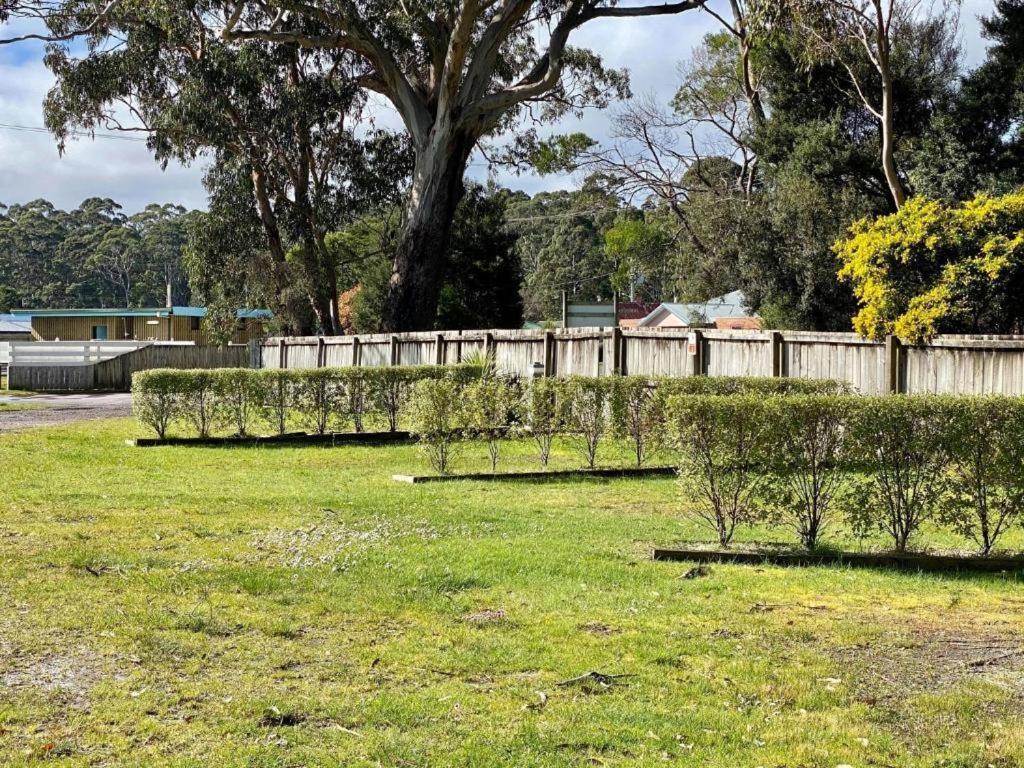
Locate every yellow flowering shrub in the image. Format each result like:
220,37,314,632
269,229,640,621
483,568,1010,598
835,191,1024,342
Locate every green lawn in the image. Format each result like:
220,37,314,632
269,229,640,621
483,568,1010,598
2,419,1024,767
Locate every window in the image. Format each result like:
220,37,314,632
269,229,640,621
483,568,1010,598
190,316,201,332
91,325,108,340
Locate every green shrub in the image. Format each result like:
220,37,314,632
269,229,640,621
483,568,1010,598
256,369,293,435
763,395,859,550
559,377,613,469
522,377,562,468
339,368,370,433
175,370,220,438
465,377,522,471
942,397,1024,555
848,396,955,552
610,376,668,467
407,377,468,474
660,376,851,397
132,369,182,439
294,369,343,435
215,369,260,437
668,394,776,547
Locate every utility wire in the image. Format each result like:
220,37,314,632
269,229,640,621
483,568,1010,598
0,122,148,142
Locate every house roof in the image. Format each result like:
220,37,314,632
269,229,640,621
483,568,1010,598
10,307,273,320
617,301,660,321
638,291,754,327
0,314,32,334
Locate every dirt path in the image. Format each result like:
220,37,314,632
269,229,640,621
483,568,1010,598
0,393,131,431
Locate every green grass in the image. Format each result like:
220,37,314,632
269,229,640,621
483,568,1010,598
2,419,1024,766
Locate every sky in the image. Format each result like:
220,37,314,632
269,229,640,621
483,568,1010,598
0,1,996,214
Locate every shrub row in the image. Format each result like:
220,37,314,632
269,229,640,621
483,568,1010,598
405,374,849,474
131,364,483,439
670,394,1024,554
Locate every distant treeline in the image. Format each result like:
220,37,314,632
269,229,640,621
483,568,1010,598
0,198,196,311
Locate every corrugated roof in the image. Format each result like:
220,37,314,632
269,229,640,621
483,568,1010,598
10,307,272,320
638,291,754,326
0,314,32,333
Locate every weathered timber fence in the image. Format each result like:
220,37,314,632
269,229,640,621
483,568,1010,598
10,344,249,392
256,328,1024,396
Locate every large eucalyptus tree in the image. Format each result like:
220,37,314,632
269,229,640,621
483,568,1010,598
2,0,708,330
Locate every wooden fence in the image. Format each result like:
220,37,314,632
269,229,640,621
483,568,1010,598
8,340,156,366
9,344,249,392
257,328,1024,396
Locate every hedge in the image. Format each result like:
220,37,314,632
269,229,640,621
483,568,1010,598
667,393,1024,554
405,374,851,473
132,363,483,439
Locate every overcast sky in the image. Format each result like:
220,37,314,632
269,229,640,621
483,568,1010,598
0,1,995,214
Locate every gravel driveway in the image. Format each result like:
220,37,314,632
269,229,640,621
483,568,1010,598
0,393,132,431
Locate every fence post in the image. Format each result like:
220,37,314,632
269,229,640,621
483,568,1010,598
543,330,555,376
351,336,360,367
483,331,494,366
884,335,902,394
689,329,704,376
390,334,399,366
770,331,784,377
248,339,261,369
317,337,326,368
610,327,623,375
435,333,445,365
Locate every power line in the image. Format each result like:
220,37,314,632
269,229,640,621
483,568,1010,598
0,122,149,142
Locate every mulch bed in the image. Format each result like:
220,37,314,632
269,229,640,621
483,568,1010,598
652,547,1024,574
392,466,678,484
127,431,414,448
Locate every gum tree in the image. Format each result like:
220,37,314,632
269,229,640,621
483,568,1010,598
1,0,708,330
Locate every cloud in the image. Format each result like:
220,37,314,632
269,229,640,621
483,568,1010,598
0,1,999,211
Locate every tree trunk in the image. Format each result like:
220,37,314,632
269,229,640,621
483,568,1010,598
877,23,907,210
383,131,472,331
251,166,314,335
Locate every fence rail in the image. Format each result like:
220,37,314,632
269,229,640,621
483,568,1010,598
258,328,1024,396
8,340,162,366
8,343,247,392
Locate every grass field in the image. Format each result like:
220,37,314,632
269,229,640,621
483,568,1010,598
2,418,1024,767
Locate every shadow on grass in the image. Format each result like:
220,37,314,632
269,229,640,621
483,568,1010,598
653,544,1024,579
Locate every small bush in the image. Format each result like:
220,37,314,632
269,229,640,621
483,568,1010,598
340,369,370,433
763,395,858,550
294,369,343,435
215,369,260,437
942,397,1024,555
522,377,562,468
256,369,293,435
177,370,220,438
669,394,775,547
559,377,612,469
610,376,668,467
132,369,182,439
848,396,954,552
407,377,468,474
465,377,521,471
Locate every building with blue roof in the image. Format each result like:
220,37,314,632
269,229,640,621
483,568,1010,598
9,307,272,344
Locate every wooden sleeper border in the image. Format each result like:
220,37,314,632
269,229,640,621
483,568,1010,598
392,465,678,484
652,547,1024,574
127,431,414,448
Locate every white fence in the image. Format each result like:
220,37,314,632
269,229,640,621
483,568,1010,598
6,340,199,367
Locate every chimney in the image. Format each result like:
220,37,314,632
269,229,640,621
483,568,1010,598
166,280,173,309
